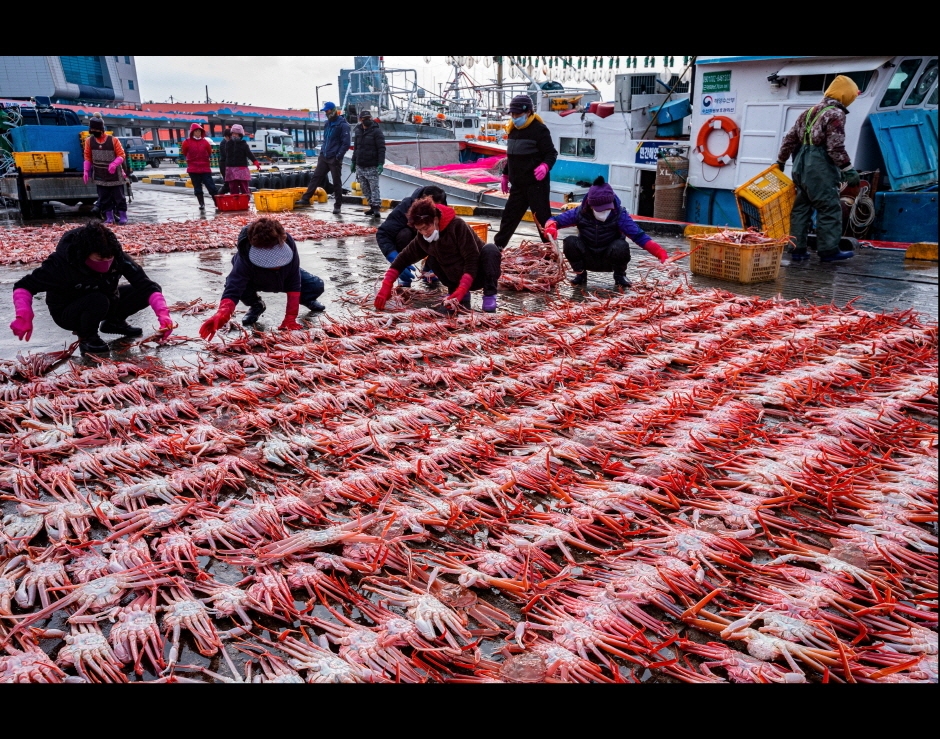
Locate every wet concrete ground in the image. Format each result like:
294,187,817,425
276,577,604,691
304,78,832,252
1,183,936,364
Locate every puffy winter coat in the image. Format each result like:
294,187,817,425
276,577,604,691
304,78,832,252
220,226,301,303
352,122,386,168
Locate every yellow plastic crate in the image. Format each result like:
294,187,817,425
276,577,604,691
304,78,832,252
734,165,795,241
253,190,296,213
465,221,489,243
14,151,64,173
689,235,788,284
286,187,308,202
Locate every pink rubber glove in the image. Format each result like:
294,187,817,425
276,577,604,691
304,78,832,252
108,157,124,175
643,239,668,264
534,163,549,181
83,161,92,184
443,273,474,308
148,292,174,337
11,288,34,341
374,269,399,310
543,220,558,240
500,174,509,194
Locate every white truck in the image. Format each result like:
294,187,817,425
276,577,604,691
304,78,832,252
247,129,295,161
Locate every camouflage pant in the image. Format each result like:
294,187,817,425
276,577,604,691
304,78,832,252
358,166,381,207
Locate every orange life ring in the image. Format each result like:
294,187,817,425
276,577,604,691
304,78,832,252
695,116,740,167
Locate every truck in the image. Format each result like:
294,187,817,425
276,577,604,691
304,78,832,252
118,135,165,169
0,98,132,220
246,129,295,161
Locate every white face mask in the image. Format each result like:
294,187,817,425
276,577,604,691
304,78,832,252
425,229,440,242
193,133,202,139
593,209,612,221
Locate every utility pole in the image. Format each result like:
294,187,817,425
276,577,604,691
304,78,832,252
206,86,210,104
496,57,504,109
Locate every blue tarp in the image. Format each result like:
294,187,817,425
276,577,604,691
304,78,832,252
10,125,86,171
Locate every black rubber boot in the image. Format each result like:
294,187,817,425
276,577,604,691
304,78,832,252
242,301,266,326
569,271,587,285
302,300,326,312
79,334,110,355
613,272,630,289
99,319,143,337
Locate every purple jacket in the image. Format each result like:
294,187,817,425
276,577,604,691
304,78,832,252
554,193,653,249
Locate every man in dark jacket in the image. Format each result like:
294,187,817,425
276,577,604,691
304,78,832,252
299,102,351,213
10,221,173,355
493,94,558,250
374,197,502,313
198,217,326,339
375,185,448,287
350,109,386,217
545,177,669,289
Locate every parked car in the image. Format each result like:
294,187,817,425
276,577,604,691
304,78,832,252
118,136,165,168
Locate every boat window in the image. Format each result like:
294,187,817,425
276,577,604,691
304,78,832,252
577,138,596,158
560,137,596,158
464,118,476,128
905,59,938,106
560,137,578,156
879,58,923,107
798,70,874,94
454,120,463,128
928,86,938,106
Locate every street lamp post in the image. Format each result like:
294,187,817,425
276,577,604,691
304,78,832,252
314,83,332,147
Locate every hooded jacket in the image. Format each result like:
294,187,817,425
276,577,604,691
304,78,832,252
389,204,483,283
320,114,351,161
351,120,386,168
181,124,213,174
13,227,161,311
220,226,302,303
777,76,859,170
554,193,654,251
505,115,557,187
375,186,440,258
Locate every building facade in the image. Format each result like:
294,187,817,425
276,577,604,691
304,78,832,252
0,56,141,104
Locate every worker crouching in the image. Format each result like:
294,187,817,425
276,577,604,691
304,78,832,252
374,197,501,313
545,176,668,288
199,217,325,340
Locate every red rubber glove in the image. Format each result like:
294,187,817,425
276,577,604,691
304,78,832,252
108,157,124,175
643,239,668,264
543,220,558,240
255,162,262,171
148,292,174,337
280,291,302,330
534,163,549,181
199,298,236,340
83,161,92,184
500,174,509,194
443,273,474,308
374,269,400,310
10,288,34,341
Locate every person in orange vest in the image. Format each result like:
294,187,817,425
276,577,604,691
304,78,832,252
83,114,128,225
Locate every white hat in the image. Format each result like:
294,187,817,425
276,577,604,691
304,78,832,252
248,241,293,268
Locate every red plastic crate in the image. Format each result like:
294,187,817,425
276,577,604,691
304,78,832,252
215,194,250,211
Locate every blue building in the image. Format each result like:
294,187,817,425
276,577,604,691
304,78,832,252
0,56,141,104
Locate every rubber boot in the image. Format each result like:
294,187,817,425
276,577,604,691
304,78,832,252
103,211,114,224
79,333,110,355
242,301,266,326
482,295,497,313
613,272,630,289
117,211,127,225
99,318,143,337
196,192,205,211
569,271,587,285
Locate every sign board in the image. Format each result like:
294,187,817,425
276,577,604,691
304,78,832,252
635,141,678,165
702,71,731,93
700,92,737,116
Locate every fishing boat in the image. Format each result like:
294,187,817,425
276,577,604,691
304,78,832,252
343,56,937,245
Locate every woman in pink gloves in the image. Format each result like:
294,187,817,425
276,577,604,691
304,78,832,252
83,114,129,225
374,197,501,314
181,122,218,211
10,221,173,355
492,94,557,251
544,176,669,289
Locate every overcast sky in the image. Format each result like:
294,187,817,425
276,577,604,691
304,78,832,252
134,56,675,110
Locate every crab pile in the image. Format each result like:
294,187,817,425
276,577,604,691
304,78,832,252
0,214,376,267
1,283,936,683
498,239,567,293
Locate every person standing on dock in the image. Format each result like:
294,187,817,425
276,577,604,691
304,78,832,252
222,124,261,196
350,109,386,218
9,221,173,355
198,217,326,339
777,75,861,263
492,94,557,251
298,102,350,213
375,185,448,287
218,127,232,195
181,122,218,211
544,176,668,289
83,114,128,226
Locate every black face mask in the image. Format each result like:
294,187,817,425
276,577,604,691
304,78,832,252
361,119,372,127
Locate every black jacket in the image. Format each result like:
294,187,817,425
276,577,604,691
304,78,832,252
221,226,301,303
223,138,258,168
218,137,230,168
375,186,435,258
506,118,557,187
14,227,160,312
351,122,386,168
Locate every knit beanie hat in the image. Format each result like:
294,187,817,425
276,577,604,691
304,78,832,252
230,124,245,136
508,94,533,114
89,114,105,132
585,176,616,211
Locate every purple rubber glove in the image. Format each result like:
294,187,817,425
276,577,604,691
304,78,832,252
534,163,549,181
108,157,124,175
500,174,509,194
83,161,92,184
149,292,174,337
11,288,34,342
